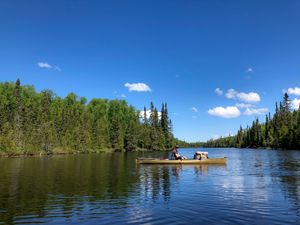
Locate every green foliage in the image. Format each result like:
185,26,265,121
0,80,176,155
204,93,300,150
145,102,175,150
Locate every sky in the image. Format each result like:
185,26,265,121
0,0,300,142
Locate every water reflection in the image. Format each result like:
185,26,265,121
274,150,300,220
137,164,227,203
0,153,140,224
0,149,299,225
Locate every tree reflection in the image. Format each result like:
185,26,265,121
0,153,141,224
274,150,300,217
137,164,226,204
1,153,229,224
138,165,171,202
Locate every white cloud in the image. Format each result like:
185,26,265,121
235,103,254,108
284,87,300,96
191,107,198,113
246,68,253,72
208,106,240,118
244,108,268,116
37,62,61,71
37,62,52,68
215,88,223,96
291,98,300,110
139,110,161,119
225,89,238,99
124,83,152,92
225,89,260,102
238,92,260,102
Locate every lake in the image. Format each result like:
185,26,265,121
0,148,299,224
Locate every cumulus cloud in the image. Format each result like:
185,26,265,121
284,87,300,96
208,106,240,118
238,92,260,102
215,88,223,96
235,103,254,108
225,89,260,103
124,83,152,92
191,107,198,113
37,62,61,71
244,108,268,116
246,68,253,72
139,110,161,119
225,89,238,99
37,62,52,68
291,98,300,110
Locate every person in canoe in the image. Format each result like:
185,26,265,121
172,145,187,160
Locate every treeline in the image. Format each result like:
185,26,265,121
0,80,175,155
175,140,204,148
204,93,300,150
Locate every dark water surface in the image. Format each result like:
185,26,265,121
0,148,300,224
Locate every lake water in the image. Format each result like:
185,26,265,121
0,148,299,224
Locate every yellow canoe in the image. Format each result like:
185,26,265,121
136,157,227,164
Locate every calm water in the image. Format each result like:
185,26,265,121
0,148,300,225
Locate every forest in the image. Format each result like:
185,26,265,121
203,93,300,150
0,80,176,155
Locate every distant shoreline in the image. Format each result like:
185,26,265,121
0,147,171,158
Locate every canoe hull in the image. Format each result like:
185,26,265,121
136,157,227,164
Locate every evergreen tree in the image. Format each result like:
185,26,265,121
297,107,300,148
14,79,24,149
283,92,291,113
39,90,54,152
108,101,124,150
203,93,299,150
236,126,243,148
0,80,178,154
124,119,138,151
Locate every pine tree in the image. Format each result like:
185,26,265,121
283,92,291,113
39,90,54,153
139,106,150,149
160,103,173,149
108,101,124,150
264,114,270,147
0,81,176,154
297,106,300,148
236,126,243,148
143,106,148,125
203,93,298,150
124,119,138,151
14,78,24,149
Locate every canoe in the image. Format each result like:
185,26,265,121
136,157,227,165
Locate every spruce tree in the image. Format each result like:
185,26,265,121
14,79,23,149
0,81,176,154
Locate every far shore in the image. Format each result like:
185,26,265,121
0,147,171,158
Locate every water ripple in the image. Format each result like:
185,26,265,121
0,149,299,224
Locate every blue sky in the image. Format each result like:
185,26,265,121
0,0,300,142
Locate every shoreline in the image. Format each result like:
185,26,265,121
0,147,171,158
